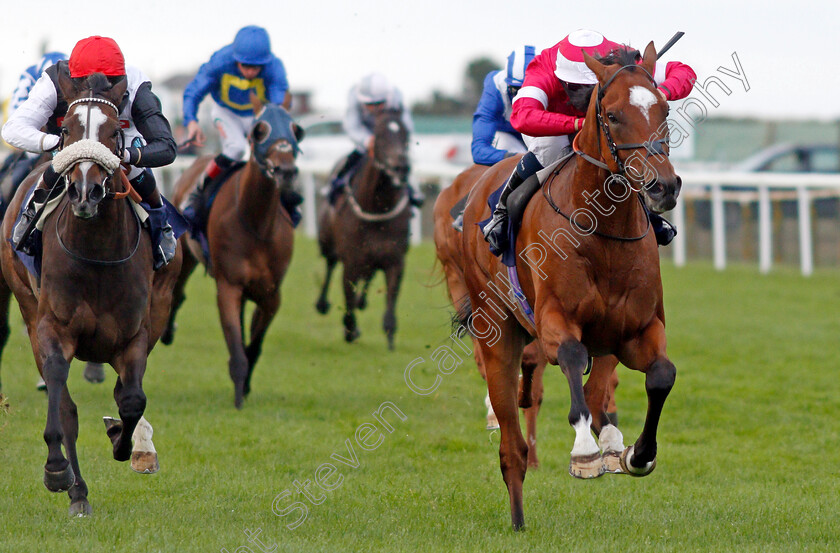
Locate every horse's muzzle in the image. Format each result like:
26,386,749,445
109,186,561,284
67,180,105,219
643,175,682,213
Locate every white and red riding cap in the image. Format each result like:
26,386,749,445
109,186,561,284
553,30,622,85
69,36,126,78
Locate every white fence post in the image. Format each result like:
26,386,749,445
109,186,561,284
301,171,318,238
711,184,726,270
797,187,813,276
758,186,772,274
672,196,686,267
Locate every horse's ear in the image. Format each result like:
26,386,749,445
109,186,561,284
105,77,128,106
57,65,80,102
582,50,608,83
251,121,270,144
291,122,305,143
641,41,657,76
250,92,264,115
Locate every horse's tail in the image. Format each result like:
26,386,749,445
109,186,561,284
451,294,473,337
426,255,447,289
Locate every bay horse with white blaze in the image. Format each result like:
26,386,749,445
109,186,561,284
164,95,303,409
316,109,411,350
460,43,680,529
0,72,182,516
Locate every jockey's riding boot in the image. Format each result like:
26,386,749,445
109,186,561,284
185,155,231,231
451,211,464,232
328,150,364,205
482,151,542,255
145,202,176,270
649,212,677,246
12,165,60,254
482,169,523,254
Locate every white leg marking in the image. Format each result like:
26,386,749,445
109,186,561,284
599,424,625,454
629,85,658,123
132,416,156,454
570,414,599,457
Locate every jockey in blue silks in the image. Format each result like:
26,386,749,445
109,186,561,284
181,26,292,230
470,45,535,166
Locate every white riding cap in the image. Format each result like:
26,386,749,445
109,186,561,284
356,73,390,104
554,29,622,85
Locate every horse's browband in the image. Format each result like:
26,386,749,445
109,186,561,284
67,97,120,115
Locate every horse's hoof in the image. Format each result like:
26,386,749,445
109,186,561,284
619,445,656,477
602,451,623,474
344,328,360,343
357,296,367,310
160,323,177,345
37,378,47,392
131,451,160,474
69,499,92,517
83,363,105,384
315,299,330,315
569,453,605,479
486,414,500,430
44,464,75,492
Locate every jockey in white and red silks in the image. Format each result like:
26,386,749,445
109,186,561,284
482,29,696,254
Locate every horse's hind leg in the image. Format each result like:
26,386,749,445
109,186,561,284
356,275,374,311
382,260,404,350
161,246,198,345
60,387,90,516
518,344,545,469
83,362,106,383
216,279,248,408
315,256,337,315
243,292,280,397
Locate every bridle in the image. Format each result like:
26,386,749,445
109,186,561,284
574,64,669,177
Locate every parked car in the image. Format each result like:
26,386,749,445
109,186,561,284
734,143,840,173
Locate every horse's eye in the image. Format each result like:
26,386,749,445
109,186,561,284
607,113,619,124
61,127,69,135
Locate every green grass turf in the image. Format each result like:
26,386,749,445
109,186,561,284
0,237,838,552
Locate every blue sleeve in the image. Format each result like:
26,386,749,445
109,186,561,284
265,57,289,105
182,49,225,124
471,72,507,166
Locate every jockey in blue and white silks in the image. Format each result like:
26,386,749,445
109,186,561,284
470,45,535,166
9,52,68,114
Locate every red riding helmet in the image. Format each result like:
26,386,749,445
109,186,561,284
69,36,126,78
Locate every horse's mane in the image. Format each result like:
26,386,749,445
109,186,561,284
562,46,642,113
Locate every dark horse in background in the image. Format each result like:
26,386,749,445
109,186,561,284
460,44,681,529
316,109,412,350
164,95,303,409
0,71,183,516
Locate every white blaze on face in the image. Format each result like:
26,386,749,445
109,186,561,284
629,85,658,123
73,105,109,139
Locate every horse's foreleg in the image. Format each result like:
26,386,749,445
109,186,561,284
37,324,75,492
584,355,625,473
243,292,280,397
341,267,360,343
618,320,676,476
217,279,248,408
161,245,198,346
109,334,148,462
382,261,404,350
315,256,336,315
60,386,90,516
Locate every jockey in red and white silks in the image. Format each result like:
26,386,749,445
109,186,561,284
482,29,696,254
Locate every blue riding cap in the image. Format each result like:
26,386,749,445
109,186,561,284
505,45,536,87
233,26,273,66
252,103,301,159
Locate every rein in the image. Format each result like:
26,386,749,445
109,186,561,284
344,186,409,222
54,198,142,266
